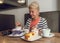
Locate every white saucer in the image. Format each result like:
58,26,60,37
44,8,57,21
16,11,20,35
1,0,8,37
8,32,25,37
21,36,42,41
43,33,55,38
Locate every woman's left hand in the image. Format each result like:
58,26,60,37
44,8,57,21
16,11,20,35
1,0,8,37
39,29,42,36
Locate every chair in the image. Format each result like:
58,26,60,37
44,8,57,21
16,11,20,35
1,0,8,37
24,12,59,32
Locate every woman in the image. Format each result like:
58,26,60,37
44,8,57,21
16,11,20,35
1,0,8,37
15,2,48,32
25,2,48,31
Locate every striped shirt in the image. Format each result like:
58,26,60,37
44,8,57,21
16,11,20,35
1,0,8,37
24,17,48,29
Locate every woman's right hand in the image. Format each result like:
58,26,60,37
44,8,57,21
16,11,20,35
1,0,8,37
15,21,21,26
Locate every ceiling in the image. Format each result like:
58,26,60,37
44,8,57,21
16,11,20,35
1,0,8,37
0,0,26,11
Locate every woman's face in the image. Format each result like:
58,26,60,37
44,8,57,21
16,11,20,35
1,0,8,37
29,8,39,19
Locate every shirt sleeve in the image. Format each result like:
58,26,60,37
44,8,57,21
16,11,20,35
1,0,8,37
24,18,31,29
42,18,48,29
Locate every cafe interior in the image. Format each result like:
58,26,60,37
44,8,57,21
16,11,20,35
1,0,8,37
0,0,60,43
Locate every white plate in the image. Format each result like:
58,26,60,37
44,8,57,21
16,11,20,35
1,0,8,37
21,36,42,41
43,33,55,38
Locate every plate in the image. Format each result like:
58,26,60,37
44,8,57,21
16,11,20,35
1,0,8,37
20,36,42,41
8,32,25,37
43,33,55,38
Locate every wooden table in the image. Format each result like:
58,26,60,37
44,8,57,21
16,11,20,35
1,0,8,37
0,33,60,43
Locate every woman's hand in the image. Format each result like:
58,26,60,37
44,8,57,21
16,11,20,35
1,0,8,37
15,21,21,26
30,26,36,32
39,29,42,36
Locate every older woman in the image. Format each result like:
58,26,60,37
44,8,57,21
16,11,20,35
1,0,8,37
25,2,48,31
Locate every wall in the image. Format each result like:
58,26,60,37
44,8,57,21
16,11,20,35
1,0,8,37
28,0,57,12
0,8,28,25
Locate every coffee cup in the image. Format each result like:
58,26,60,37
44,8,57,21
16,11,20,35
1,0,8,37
42,29,51,37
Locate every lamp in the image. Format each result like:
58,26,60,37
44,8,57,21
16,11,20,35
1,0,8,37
0,0,4,4
17,0,25,3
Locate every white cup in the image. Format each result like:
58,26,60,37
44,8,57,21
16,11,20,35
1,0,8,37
42,29,51,37
12,26,22,31
24,29,29,33
16,26,22,30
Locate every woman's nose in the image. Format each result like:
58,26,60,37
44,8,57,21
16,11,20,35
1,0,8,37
30,12,33,15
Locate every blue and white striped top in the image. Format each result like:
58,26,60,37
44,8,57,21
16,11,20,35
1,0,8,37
24,17,48,29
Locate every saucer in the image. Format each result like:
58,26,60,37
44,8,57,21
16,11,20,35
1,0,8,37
43,33,55,38
8,32,25,37
21,35,42,41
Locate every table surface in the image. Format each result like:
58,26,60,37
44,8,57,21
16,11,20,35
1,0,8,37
0,33,60,43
